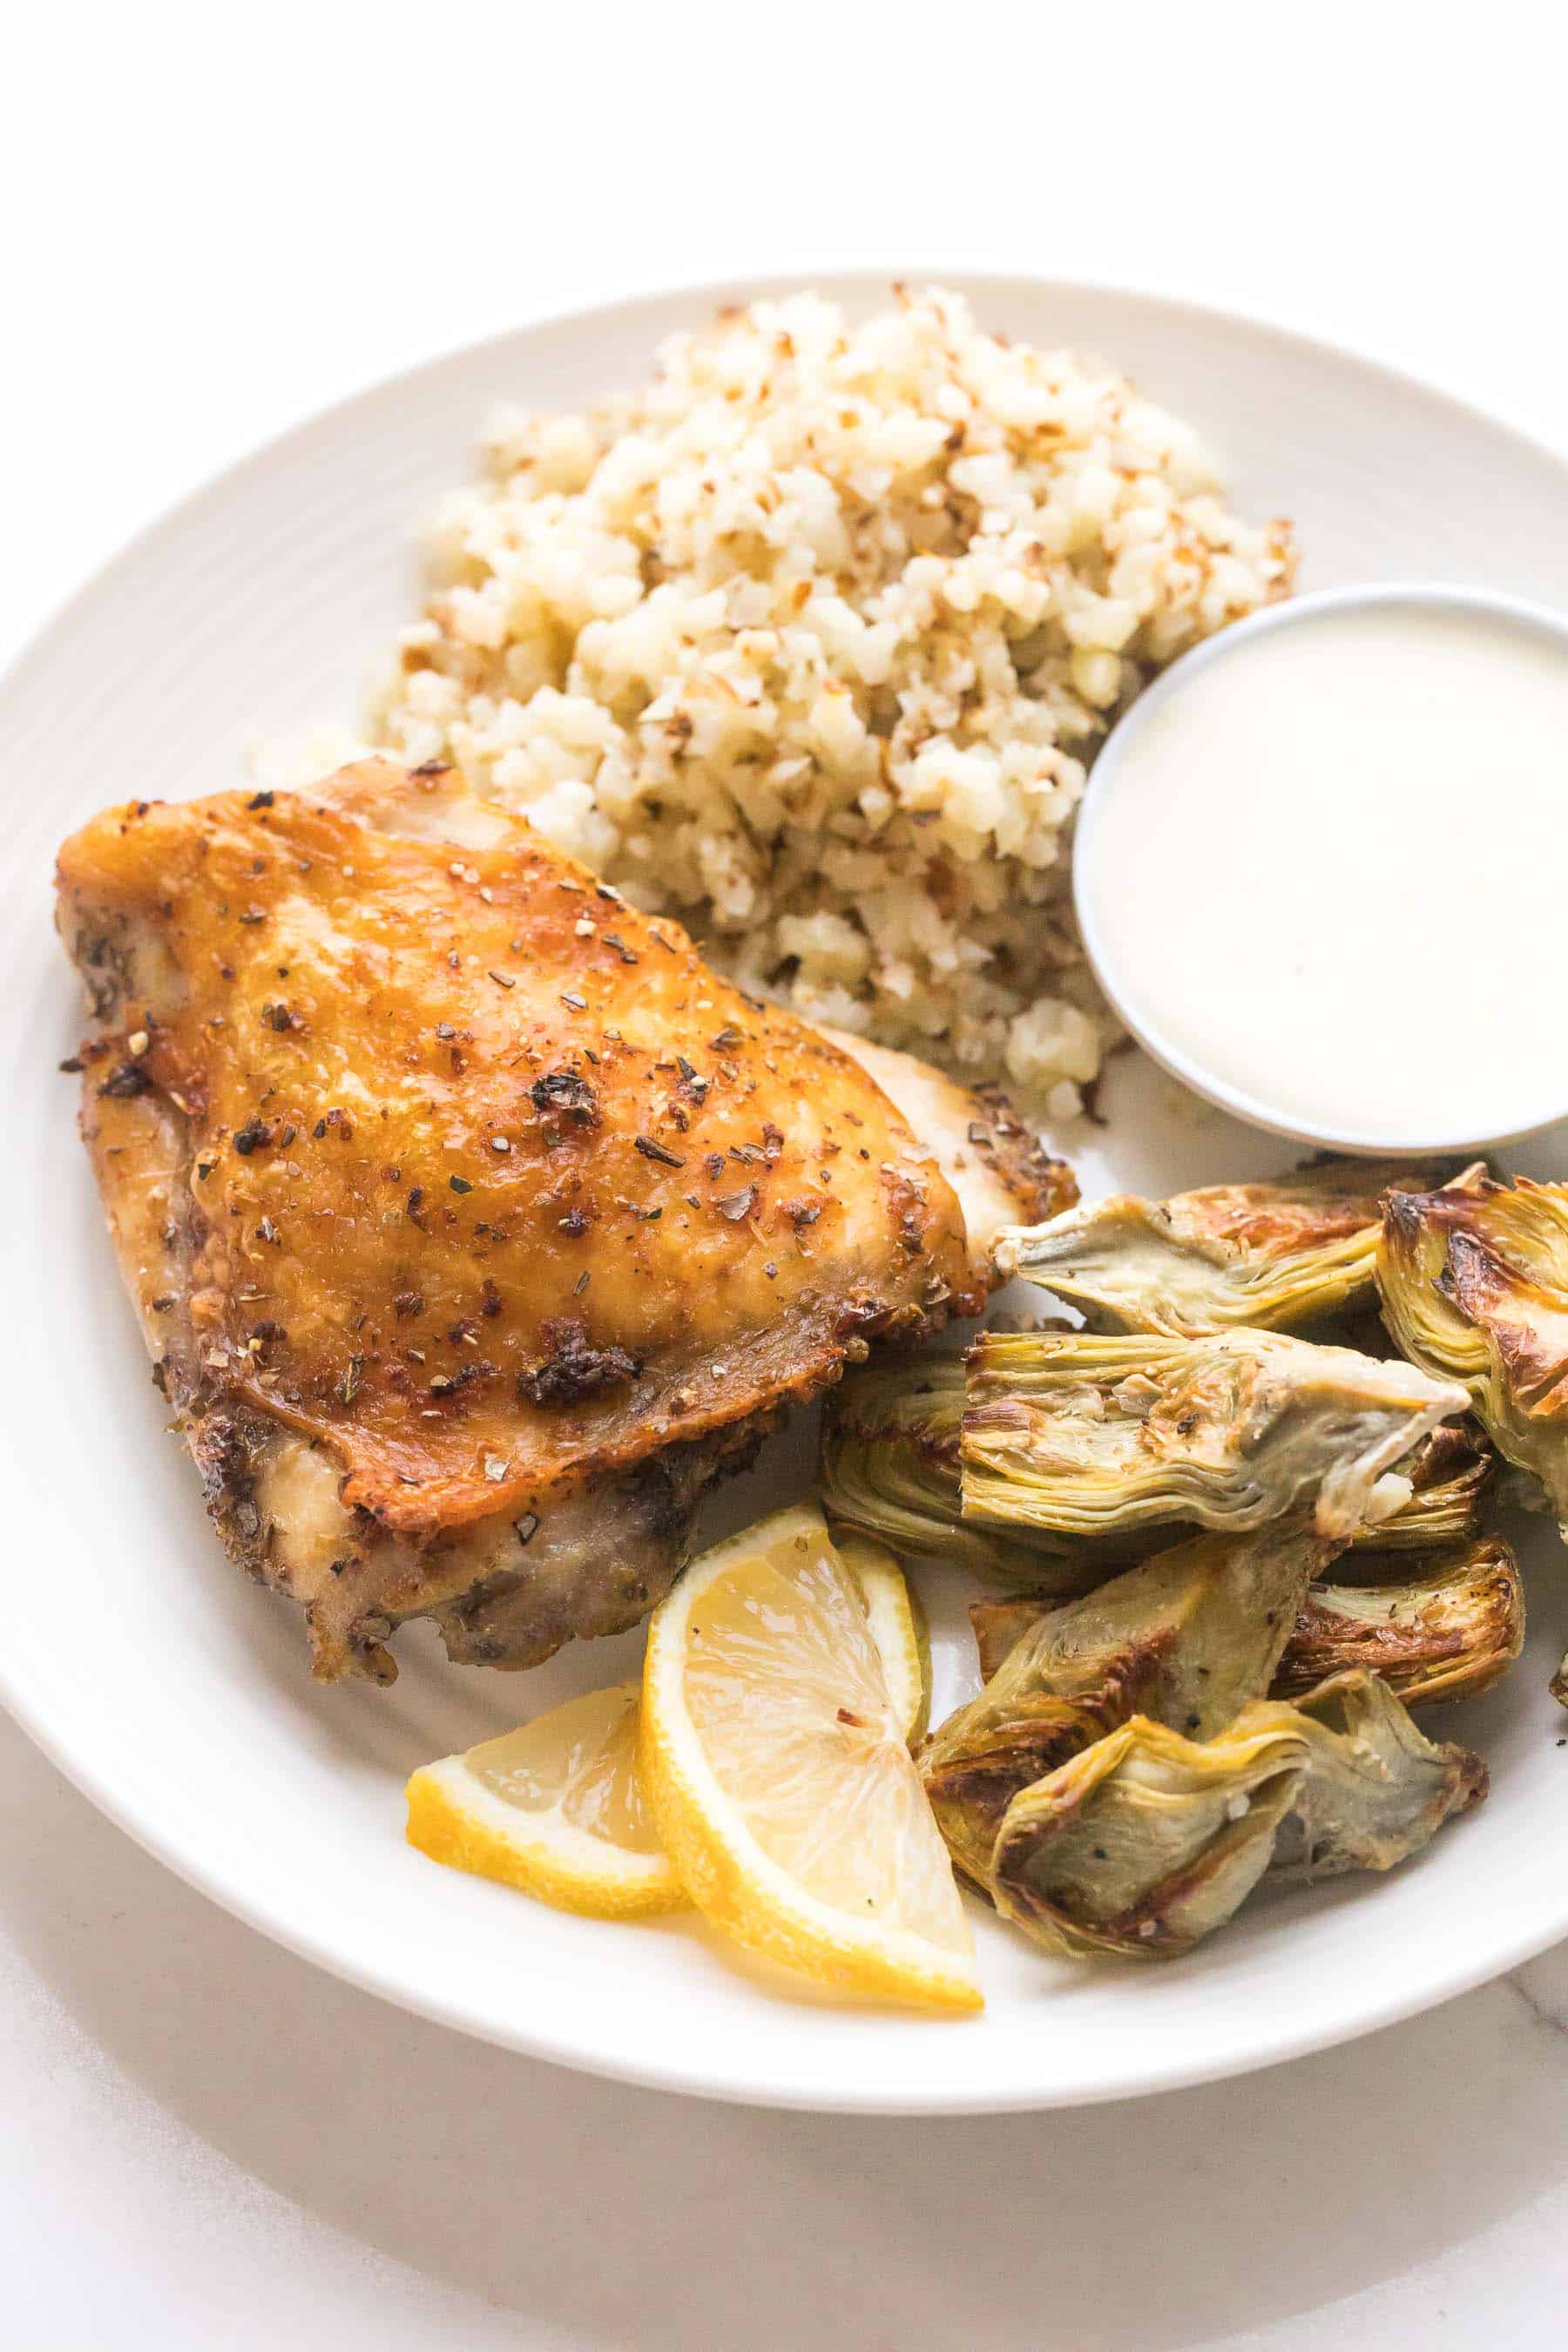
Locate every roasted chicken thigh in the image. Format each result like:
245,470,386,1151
57,760,1070,1682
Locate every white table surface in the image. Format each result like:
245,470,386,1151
8,7,1568,2343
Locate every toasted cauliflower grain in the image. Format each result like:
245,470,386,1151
368,287,1294,1112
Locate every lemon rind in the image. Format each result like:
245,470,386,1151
407,1752,686,1920
838,1530,930,1745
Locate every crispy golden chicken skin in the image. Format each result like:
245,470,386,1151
57,760,1071,1682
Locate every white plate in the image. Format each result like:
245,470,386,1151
7,269,1568,2116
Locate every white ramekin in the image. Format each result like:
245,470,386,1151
1072,581,1568,1156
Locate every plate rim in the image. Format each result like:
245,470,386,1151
8,261,1568,2114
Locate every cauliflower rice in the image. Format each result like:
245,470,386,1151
368,287,1294,1115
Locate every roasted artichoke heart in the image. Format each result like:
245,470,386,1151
923,1521,1327,1886
975,1531,1524,1711
990,1670,1483,1960
822,1350,1489,1596
998,1157,1463,1339
1343,1418,1494,1554
989,1710,1308,1960
962,1329,1467,1545
1272,1535,1523,1708
1270,1669,1486,1878
1378,1173,1568,1526
1379,1171,1568,1700
819,1359,1111,1592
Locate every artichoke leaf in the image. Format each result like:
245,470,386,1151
1379,1173,1568,1528
1343,1418,1494,1555
970,1592,1064,1683
990,1710,1308,1960
819,1358,1111,1592
975,1531,1524,1710
998,1157,1465,1339
923,1521,1328,1887
962,1329,1467,1545
1274,1536,1523,1708
1379,1172,1568,1705
1270,1669,1487,1879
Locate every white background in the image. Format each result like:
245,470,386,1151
7,5,1568,2344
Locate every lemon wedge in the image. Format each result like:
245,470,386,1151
639,1500,980,2011
406,1682,684,1918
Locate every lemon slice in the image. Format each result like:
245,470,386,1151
406,1682,684,1917
639,1500,980,2011
403,1524,926,1928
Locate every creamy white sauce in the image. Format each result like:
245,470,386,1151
1077,600,1568,1144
